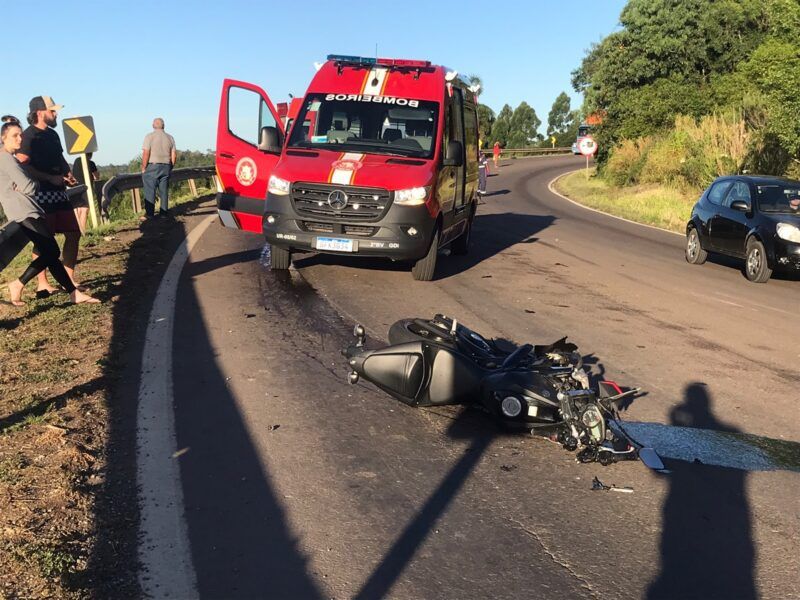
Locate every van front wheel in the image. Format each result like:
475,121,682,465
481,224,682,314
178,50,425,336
270,245,291,270
412,228,439,281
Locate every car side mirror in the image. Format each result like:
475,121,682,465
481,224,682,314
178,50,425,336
443,141,463,167
731,200,751,212
258,126,282,153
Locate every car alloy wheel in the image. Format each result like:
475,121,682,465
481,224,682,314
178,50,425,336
744,239,772,283
746,248,759,274
685,228,707,264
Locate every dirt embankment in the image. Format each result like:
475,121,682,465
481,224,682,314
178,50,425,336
0,198,213,598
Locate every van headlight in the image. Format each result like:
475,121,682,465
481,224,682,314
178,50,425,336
394,186,429,206
776,222,800,243
268,175,291,196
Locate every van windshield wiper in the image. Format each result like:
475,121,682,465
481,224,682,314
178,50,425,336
336,141,426,157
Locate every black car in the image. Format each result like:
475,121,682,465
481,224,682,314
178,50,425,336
685,175,800,282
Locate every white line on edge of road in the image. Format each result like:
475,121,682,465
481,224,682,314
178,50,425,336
136,214,216,598
547,171,684,237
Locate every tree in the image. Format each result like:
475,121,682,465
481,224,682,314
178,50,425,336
572,0,768,146
491,104,513,147
547,92,573,137
507,102,541,148
467,74,484,97
743,39,800,157
477,104,495,145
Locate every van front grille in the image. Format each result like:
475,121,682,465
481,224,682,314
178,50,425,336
292,183,390,221
300,221,378,237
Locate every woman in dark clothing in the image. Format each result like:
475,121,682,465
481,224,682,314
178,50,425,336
0,117,98,305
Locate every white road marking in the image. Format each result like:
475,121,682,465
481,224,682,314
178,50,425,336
547,172,684,237
712,291,794,317
715,298,744,308
136,214,216,598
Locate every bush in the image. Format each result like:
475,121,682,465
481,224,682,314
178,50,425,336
605,111,752,192
604,137,654,186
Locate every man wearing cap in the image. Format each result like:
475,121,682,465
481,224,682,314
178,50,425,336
17,96,82,293
141,118,176,219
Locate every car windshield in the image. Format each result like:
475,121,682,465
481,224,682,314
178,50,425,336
755,184,800,214
287,93,439,159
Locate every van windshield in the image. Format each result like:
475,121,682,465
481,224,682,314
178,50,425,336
287,93,439,159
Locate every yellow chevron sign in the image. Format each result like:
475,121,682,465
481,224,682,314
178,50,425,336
62,116,98,154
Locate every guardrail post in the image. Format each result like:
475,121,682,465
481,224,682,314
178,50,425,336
132,188,142,214
188,178,199,198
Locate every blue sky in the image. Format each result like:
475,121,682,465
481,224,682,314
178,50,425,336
2,0,625,165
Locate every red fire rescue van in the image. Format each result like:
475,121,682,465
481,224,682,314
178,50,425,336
215,55,479,280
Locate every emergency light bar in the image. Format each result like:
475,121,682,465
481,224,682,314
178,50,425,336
326,55,431,69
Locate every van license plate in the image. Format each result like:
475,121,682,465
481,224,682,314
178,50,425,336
316,237,354,252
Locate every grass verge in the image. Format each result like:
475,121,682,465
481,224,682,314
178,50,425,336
0,190,211,597
553,168,697,233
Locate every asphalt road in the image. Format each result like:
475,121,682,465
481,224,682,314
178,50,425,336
167,156,799,599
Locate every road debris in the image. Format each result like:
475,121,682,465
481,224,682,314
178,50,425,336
591,476,633,493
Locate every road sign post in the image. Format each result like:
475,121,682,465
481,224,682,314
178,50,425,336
62,116,100,229
578,135,598,178
79,154,99,229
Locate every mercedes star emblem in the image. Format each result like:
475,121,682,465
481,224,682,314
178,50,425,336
327,190,348,210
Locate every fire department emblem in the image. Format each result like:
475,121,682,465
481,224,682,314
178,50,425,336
235,157,257,186
331,159,363,172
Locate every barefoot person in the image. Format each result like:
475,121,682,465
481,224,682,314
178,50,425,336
0,118,99,305
16,96,83,295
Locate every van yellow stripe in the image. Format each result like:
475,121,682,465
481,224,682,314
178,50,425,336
379,71,390,95
328,152,345,183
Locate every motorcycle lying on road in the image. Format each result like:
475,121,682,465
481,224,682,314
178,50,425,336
343,315,665,470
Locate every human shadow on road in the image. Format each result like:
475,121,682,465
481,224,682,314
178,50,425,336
646,383,756,600
170,243,324,598
354,407,496,600
86,197,323,598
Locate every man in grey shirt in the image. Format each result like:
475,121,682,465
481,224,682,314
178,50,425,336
141,118,176,218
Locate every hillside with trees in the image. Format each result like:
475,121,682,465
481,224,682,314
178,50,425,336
572,0,800,189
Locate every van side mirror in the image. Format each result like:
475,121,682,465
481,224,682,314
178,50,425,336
443,141,463,167
258,126,282,153
730,200,751,212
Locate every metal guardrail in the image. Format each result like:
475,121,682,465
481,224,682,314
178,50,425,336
100,166,216,216
482,147,573,157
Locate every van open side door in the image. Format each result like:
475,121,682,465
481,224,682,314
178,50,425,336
216,79,285,233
